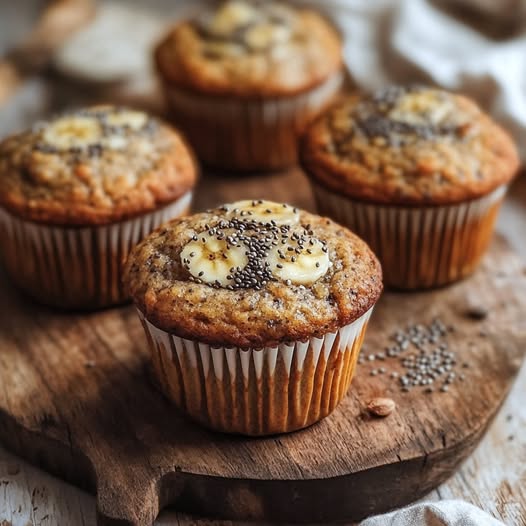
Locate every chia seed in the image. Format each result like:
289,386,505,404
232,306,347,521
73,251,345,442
359,318,468,394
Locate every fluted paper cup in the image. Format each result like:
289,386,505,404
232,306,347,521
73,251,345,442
139,307,372,436
0,191,192,309
162,72,343,172
313,184,506,289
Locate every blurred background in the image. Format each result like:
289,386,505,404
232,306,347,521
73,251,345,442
2,0,526,157
2,0,524,248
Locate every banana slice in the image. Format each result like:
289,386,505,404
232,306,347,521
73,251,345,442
203,41,245,58
181,232,248,287
389,91,455,126
265,236,329,285
106,110,148,130
261,3,296,25
102,135,128,150
244,22,291,51
208,1,258,37
42,116,102,151
224,200,299,226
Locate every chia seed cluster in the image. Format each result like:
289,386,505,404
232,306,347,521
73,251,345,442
183,201,327,290
195,1,296,56
330,85,466,150
359,318,467,393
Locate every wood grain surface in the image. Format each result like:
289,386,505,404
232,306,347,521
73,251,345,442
1,3,526,525
0,163,525,525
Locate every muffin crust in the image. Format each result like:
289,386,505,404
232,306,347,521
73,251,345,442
301,86,520,206
124,204,382,348
0,106,197,226
155,1,342,98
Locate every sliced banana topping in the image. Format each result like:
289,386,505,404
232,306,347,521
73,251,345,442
208,1,259,37
38,106,155,155
199,1,296,56
180,202,330,290
203,41,245,58
244,23,291,51
388,91,457,127
261,3,296,25
106,110,148,130
223,199,299,226
181,233,248,287
42,116,102,151
266,236,330,286
102,134,128,150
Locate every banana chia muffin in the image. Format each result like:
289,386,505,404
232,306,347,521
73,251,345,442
301,85,520,289
124,200,382,435
155,0,343,171
0,105,197,309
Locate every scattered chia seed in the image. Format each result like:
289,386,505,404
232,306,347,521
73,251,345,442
358,318,469,394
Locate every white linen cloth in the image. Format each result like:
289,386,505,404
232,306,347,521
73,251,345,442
361,500,506,525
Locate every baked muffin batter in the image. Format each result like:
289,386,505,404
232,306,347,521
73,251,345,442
125,200,382,347
155,0,342,97
0,106,196,225
301,86,519,205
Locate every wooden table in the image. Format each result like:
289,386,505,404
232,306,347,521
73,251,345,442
1,4,525,526
0,180,525,526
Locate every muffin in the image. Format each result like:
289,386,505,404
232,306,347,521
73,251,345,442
124,200,382,435
0,106,197,309
155,0,343,171
301,85,520,289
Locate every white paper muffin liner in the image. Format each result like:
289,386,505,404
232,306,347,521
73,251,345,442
163,71,343,171
0,191,192,309
139,307,372,436
313,183,507,289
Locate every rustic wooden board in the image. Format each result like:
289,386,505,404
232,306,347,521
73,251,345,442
0,170,525,526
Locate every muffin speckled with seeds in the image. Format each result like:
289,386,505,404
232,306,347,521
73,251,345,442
124,200,382,435
301,85,519,289
0,106,197,309
155,0,343,171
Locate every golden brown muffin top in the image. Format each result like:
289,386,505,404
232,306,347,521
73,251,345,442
124,200,382,348
0,106,197,226
301,86,520,206
155,0,342,98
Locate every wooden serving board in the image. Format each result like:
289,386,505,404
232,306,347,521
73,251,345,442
0,170,525,526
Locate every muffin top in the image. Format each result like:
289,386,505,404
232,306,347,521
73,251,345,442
301,85,520,206
155,0,342,98
124,200,382,348
0,106,197,226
